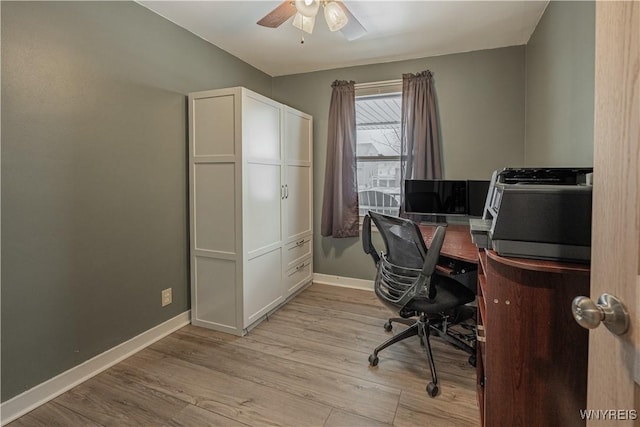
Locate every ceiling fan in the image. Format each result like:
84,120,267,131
257,0,366,41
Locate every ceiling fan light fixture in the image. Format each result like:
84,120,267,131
293,12,316,34
295,0,320,18
324,1,348,32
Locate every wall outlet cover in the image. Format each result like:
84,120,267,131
161,288,172,307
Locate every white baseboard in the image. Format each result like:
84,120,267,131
1,311,191,426
313,273,374,291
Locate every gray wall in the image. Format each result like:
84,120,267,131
524,1,595,166
1,1,271,401
272,46,526,280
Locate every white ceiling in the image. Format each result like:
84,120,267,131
138,1,548,77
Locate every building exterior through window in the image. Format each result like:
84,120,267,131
355,81,402,216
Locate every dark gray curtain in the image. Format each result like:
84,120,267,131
400,71,442,213
320,80,359,238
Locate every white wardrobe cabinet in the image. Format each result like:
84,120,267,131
189,87,313,336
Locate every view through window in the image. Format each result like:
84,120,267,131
356,89,402,216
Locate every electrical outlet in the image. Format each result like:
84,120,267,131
161,288,172,307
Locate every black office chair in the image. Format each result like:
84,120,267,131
362,212,476,397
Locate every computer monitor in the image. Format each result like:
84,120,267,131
404,180,468,216
467,180,491,217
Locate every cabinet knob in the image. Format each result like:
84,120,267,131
571,293,629,335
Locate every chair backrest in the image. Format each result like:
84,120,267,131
367,211,426,269
364,212,446,310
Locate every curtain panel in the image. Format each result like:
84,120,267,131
400,71,443,214
320,80,359,238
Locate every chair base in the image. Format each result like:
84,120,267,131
386,307,476,357
369,313,440,397
384,317,414,331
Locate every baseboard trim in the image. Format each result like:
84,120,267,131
1,311,191,425
313,273,374,291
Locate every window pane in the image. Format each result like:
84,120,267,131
356,128,401,157
357,160,401,216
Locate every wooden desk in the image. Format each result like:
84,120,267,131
419,224,477,264
477,250,589,427
419,223,590,426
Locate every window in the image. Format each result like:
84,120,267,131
356,81,402,217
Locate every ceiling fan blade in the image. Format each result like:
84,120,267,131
257,1,297,28
336,1,367,41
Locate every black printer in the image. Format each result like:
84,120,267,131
471,168,593,262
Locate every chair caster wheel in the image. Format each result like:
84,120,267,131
383,321,392,332
368,353,379,366
426,382,439,397
468,355,476,367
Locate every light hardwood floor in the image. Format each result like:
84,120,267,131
9,284,479,426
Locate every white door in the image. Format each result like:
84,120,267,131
583,2,639,424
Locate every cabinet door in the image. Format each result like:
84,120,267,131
244,93,281,162
244,248,283,328
245,163,282,254
243,92,283,256
283,107,312,242
241,90,285,329
284,165,312,241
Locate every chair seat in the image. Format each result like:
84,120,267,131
404,275,475,314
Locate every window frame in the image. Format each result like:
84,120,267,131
355,80,403,218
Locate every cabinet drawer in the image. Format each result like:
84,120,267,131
284,237,312,268
285,257,312,296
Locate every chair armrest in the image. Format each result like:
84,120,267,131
422,226,446,277
362,214,380,266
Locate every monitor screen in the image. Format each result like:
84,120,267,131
467,180,491,217
404,180,468,215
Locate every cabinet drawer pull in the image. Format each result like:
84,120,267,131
296,263,306,271
296,239,305,246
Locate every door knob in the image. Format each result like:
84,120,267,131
572,293,630,335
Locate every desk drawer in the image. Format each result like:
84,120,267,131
284,237,312,268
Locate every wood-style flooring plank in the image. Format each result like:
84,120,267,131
394,390,480,427
323,408,393,427
181,322,475,396
7,401,103,427
111,348,333,426
53,369,189,426
150,332,401,424
8,283,479,427
290,284,391,318
168,404,251,427
180,320,477,426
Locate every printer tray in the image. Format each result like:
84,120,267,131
469,218,492,248
492,239,591,263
